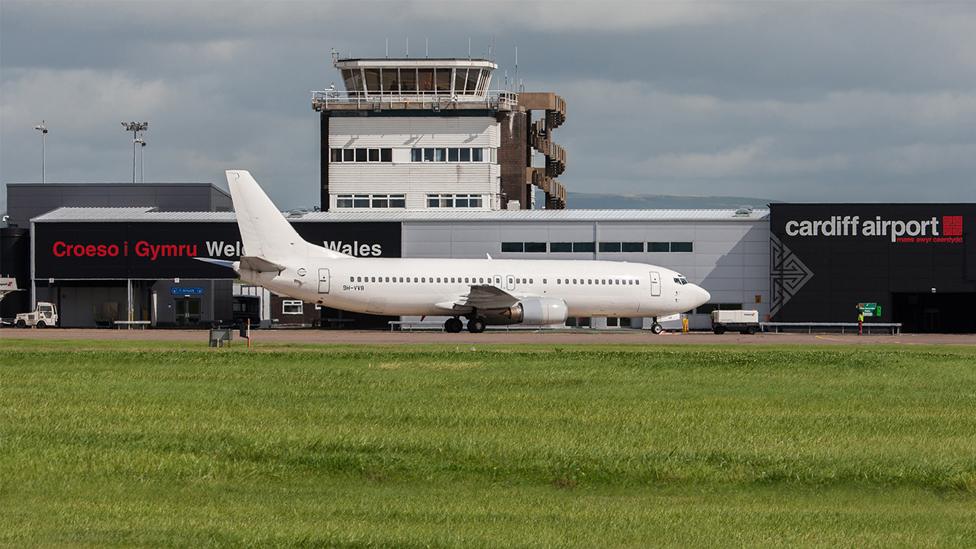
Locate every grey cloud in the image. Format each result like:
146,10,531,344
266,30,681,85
3,0,976,213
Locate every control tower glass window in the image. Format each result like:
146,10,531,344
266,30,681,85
434,68,451,94
364,69,381,94
465,69,479,94
381,68,399,94
400,68,417,93
418,69,434,92
454,70,466,95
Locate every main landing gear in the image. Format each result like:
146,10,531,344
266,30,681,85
650,316,664,335
467,317,486,334
444,317,464,333
444,315,486,333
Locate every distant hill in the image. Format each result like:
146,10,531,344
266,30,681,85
565,192,777,210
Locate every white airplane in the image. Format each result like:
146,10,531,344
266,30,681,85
200,170,711,334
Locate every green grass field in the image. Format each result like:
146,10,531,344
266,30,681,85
1,339,975,547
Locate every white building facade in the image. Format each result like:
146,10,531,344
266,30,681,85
327,115,502,211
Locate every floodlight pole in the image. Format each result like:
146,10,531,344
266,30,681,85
33,121,48,183
135,138,147,182
121,121,149,183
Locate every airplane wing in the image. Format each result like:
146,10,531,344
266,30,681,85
436,284,519,312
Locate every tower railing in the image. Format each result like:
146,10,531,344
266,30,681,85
312,90,518,111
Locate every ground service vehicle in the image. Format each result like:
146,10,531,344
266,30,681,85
15,302,58,328
711,309,760,334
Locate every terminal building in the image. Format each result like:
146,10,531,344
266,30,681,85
2,56,974,333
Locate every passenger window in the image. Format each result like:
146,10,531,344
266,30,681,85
414,277,419,282
479,278,484,283
529,279,534,284
543,279,547,284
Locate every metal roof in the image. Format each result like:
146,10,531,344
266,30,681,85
7,182,229,196
32,207,770,223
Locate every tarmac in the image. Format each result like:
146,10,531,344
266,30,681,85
2,328,975,346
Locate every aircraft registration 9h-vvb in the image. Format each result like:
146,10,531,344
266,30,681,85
199,171,711,334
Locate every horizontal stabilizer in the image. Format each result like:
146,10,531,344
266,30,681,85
194,257,237,270
239,255,285,273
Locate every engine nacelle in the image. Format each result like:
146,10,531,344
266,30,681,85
486,297,568,326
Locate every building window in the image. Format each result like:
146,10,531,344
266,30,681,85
550,242,572,253
622,242,643,252
336,194,406,209
648,242,670,252
282,300,303,314
501,242,523,253
331,148,392,163
410,147,487,163
671,242,694,252
427,194,483,208
599,242,622,253
573,242,595,253
524,242,547,253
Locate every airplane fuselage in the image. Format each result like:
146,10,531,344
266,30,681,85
241,257,707,319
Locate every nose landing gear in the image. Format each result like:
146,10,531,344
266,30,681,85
650,316,664,334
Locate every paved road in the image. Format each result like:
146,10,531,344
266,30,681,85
2,328,974,346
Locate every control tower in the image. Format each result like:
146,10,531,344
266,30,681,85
312,56,567,211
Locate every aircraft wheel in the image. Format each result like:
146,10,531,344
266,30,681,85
467,317,486,334
651,323,664,335
444,317,463,333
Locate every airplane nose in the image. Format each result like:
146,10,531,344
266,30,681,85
691,284,710,307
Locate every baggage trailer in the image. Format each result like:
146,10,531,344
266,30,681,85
711,310,760,335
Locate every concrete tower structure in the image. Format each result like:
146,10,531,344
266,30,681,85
312,56,566,211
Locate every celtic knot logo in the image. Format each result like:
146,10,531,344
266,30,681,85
770,234,814,318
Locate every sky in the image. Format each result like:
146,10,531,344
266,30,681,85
2,0,976,212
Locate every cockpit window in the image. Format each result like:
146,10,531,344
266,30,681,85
673,276,689,285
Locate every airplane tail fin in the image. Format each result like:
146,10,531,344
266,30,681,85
225,170,346,261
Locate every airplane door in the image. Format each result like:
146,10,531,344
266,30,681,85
649,271,661,296
505,275,515,291
318,268,330,294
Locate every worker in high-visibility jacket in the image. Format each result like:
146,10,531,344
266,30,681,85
858,312,864,336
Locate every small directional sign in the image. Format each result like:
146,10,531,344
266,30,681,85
856,302,882,317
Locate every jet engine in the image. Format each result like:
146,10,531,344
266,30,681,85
486,297,568,325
